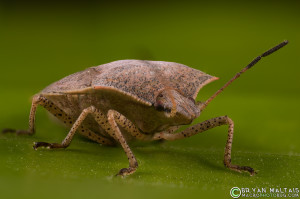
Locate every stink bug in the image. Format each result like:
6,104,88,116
3,41,288,176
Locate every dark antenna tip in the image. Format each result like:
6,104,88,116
200,40,289,111
261,40,289,57
247,40,289,69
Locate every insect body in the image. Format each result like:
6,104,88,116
3,41,288,176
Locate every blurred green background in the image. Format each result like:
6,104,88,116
0,1,299,199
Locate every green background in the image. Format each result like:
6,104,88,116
0,1,299,198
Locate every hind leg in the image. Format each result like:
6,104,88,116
2,95,40,135
2,95,114,146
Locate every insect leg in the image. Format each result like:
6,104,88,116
144,126,180,142
108,111,152,141
91,109,138,176
2,95,42,135
153,116,256,176
2,94,113,145
40,100,114,146
108,110,180,142
32,104,114,149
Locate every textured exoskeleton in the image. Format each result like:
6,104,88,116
3,41,288,176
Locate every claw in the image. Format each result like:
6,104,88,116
2,128,16,134
245,166,257,176
116,167,136,177
16,130,32,135
33,142,49,150
33,142,63,150
238,166,257,176
227,164,257,176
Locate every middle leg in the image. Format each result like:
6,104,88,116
34,106,114,149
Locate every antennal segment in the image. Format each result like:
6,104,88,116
200,40,288,111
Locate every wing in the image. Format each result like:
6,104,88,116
92,60,218,104
41,67,99,94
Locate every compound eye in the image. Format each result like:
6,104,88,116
154,101,171,113
155,103,164,111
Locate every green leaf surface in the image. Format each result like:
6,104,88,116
0,1,299,199
1,93,299,199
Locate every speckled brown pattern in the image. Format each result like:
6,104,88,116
14,95,115,146
42,60,218,105
38,60,218,134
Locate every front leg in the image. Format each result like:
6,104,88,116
154,116,256,176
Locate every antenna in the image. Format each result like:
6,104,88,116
200,40,289,111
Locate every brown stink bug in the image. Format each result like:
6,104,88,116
3,41,288,176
